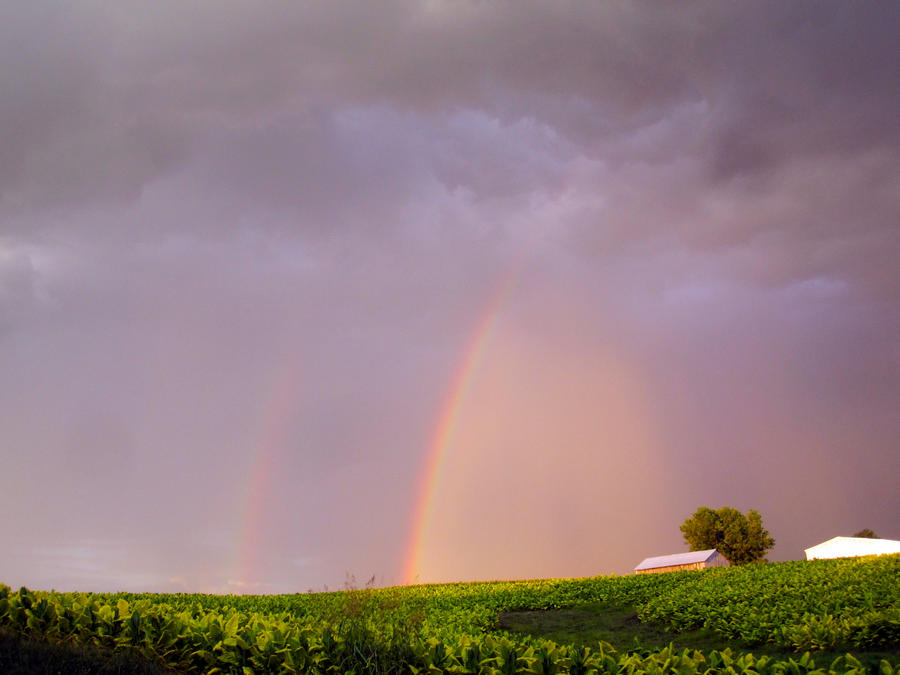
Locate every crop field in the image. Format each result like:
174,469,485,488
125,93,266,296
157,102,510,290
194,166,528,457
1,555,898,673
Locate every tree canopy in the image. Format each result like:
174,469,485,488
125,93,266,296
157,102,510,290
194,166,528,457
680,506,775,565
852,528,879,538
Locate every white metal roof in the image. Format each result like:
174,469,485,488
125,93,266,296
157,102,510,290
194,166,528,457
633,548,719,571
804,536,900,560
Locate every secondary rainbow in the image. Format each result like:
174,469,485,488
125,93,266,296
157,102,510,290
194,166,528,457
232,353,303,590
402,271,518,585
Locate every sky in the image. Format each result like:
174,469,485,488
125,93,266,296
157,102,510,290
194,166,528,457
1,1,898,594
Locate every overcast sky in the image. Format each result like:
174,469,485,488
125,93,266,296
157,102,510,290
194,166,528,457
2,1,898,594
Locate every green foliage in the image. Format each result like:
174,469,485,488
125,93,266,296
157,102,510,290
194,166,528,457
853,529,879,539
0,628,170,674
680,506,775,565
1,556,898,673
636,556,900,651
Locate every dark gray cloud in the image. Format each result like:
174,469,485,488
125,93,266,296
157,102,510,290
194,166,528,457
1,1,898,592
5,2,897,215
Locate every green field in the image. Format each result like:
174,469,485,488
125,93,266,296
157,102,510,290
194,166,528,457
1,555,898,673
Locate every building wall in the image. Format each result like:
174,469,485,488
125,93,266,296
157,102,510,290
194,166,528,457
805,539,900,560
635,561,707,575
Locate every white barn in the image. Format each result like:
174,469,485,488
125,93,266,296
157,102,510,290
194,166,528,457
804,536,900,560
634,549,730,574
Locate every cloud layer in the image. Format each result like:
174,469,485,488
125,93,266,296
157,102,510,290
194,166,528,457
1,1,898,592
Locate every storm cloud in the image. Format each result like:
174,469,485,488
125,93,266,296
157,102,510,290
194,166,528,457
1,1,898,593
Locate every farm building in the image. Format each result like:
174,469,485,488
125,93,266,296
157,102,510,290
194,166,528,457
804,536,900,560
633,549,730,574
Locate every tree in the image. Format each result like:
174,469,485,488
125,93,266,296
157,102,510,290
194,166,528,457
852,528,879,538
680,506,775,565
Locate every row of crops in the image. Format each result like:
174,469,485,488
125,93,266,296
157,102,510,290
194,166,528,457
636,557,900,650
1,555,898,673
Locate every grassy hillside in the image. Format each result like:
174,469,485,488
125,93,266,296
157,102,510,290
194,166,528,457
1,555,898,673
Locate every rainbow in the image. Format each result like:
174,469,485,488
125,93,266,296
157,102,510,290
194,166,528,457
231,353,302,590
229,268,520,589
402,270,518,585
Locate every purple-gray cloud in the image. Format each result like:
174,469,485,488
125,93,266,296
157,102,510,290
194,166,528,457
1,1,898,592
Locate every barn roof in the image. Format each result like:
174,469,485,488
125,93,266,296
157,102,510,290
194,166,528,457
805,536,900,559
634,549,719,571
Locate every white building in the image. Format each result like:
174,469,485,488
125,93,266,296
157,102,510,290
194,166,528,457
804,536,900,560
633,549,730,574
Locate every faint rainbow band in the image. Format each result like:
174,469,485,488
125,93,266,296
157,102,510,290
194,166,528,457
402,268,519,585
